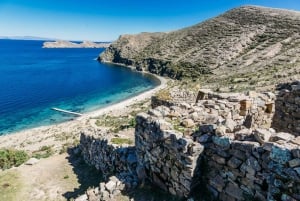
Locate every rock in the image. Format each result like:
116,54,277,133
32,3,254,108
215,125,227,136
225,182,244,200
235,128,252,140
270,132,295,142
246,156,261,171
155,119,172,130
281,194,298,201
198,124,216,134
181,119,195,128
180,102,191,109
289,158,300,168
101,190,110,200
212,136,231,149
198,134,211,143
168,110,181,118
25,158,39,165
292,137,300,146
153,173,168,191
270,146,292,164
227,157,243,169
105,180,116,193
294,167,300,176
136,165,147,180
209,174,225,191
148,109,162,117
212,154,226,165
224,119,237,132
253,128,272,143
204,114,219,124
127,153,137,165
75,194,88,201
86,188,99,201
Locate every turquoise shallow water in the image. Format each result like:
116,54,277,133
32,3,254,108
0,39,159,135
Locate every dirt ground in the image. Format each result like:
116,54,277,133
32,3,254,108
0,151,102,201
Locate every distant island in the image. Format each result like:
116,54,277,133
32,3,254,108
0,36,56,41
43,40,111,48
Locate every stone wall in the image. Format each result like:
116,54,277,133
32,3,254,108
79,128,138,185
135,113,204,197
272,81,300,135
202,131,300,201
79,81,300,200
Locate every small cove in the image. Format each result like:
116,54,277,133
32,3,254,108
0,39,159,135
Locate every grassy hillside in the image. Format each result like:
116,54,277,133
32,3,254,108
100,5,300,91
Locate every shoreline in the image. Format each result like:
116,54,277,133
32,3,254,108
79,72,166,119
0,68,167,152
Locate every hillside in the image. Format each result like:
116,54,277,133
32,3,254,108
100,5,300,91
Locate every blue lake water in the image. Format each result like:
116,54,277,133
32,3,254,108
0,39,159,135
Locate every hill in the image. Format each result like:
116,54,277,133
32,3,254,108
99,5,300,91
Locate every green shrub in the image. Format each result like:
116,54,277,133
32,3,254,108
0,149,29,169
111,138,133,145
32,146,53,159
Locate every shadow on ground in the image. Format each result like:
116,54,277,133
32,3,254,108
122,182,183,201
63,147,104,200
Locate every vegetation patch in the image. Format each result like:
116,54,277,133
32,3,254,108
95,115,136,133
156,89,172,101
32,145,54,159
0,149,29,169
111,138,133,145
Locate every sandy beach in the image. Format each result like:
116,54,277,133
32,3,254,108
0,72,167,152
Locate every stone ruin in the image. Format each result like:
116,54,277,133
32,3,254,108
78,81,300,201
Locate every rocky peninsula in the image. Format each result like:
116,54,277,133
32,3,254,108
43,40,111,48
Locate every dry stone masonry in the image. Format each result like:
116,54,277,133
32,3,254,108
79,81,300,201
272,81,300,135
135,113,204,197
79,128,138,200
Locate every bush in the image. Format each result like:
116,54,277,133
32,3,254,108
111,138,133,145
32,145,53,159
0,149,29,169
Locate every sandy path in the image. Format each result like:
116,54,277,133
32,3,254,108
19,154,77,201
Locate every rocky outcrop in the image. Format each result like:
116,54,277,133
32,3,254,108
99,6,300,89
43,40,110,48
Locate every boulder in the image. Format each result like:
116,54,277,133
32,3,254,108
25,158,39,165
235,128,252,141
181,119,195,128
253,129,272,143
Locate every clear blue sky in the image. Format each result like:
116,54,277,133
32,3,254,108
0,0,299,41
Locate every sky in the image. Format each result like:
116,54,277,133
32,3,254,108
0,0,300,41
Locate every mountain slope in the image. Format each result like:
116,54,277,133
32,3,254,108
99,5,300,91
